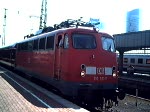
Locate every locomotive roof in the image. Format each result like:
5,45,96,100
19,27,110,43
21,18,113,44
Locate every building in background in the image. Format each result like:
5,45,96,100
125,9,150,54
126,9,141,32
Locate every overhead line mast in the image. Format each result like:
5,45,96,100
2,8,8,46
39,0,47,29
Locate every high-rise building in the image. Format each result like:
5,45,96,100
126,9,140,32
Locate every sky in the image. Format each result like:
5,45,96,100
0,0,150,47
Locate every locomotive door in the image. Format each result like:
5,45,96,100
54,34,64,80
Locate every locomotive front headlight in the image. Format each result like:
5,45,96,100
113,72,117,77
81,71,86,77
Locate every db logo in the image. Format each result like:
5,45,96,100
97,68,104,74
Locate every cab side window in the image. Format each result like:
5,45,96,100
64,34,69,49
57,35,63,47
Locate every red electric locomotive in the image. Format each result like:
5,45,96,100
0,19,125,109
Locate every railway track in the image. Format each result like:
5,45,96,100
112,94,150,112
118,73,150,100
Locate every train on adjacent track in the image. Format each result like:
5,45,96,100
0,19,125,109
122,54,150,74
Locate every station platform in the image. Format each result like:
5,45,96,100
0,67,88,112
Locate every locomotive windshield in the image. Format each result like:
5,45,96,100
72,34,96,49
101,37,115,52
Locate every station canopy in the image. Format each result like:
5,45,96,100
113,30,150,52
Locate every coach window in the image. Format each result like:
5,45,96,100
146,59,150,64
17,44,21,51
39,37,46,50
33,39,39,50
138,58,143,64
21,42,28,51
46,36,54,50
20,43,23,50
130,58,135,63
123,58,128,63
101,37,115,52
28,41,33,51
64,34,69,49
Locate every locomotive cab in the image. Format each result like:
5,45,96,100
53,28,124,108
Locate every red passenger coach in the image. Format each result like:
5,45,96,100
0,19,125,108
